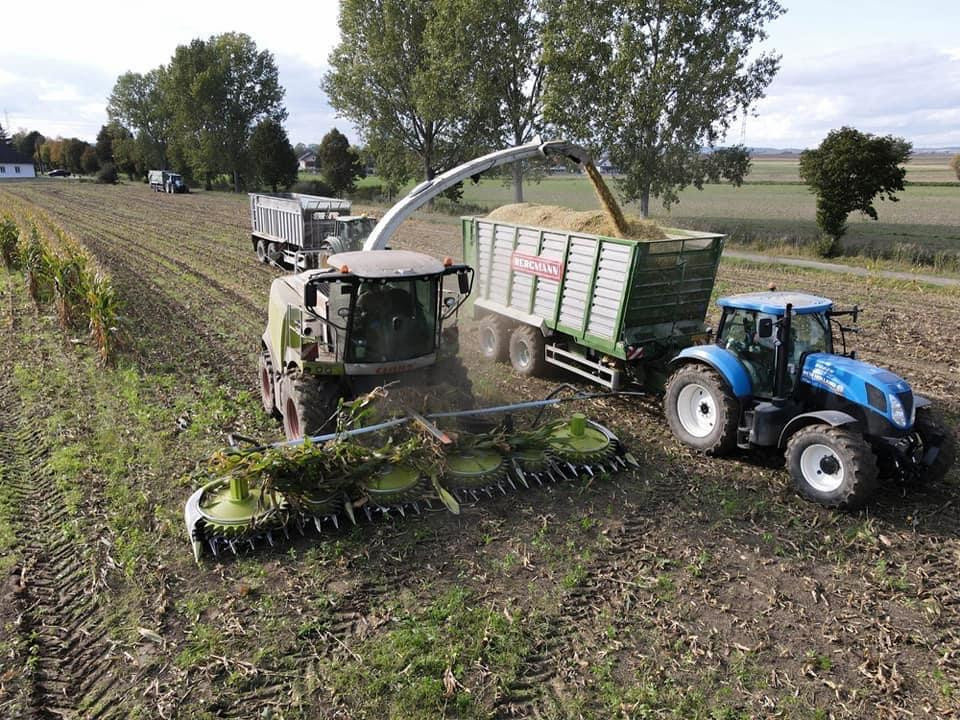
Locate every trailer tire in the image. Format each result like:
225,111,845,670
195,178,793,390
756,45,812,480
281,373,341,441
255,239,268,264
785,424,877,509
664,364,739,456
509,325,546,377
479,315,511,363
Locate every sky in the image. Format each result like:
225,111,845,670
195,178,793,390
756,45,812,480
0,0,958,150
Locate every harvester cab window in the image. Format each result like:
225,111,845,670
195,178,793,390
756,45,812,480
349,278,437,362
719,308,777,396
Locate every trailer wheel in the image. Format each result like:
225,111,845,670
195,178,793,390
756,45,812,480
664,364,739,455
785,424,877,509
913,407,956,484
281,374,341,441
255,239,268,264
479,316,511,363
509,325,546,377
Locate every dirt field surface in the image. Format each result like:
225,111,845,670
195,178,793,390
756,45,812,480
1,180,958,720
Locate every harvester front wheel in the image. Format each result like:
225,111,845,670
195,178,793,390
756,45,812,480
479,315,511,363
281,374,341,441
914,407,956,484
258,351,280,419
509,325,546,377
664,364,739,456
785,424,878,509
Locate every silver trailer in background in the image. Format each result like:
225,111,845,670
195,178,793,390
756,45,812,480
249,192,377,269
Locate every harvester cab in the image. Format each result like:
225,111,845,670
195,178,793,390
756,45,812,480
261,250,472,440
666,291,955,508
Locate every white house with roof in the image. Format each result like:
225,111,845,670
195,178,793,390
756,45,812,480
297,150,317,172
0,144,36,179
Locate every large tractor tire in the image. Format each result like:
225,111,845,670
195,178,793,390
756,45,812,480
255,239,269,264
258,351,280,418
508,325,546,377
664,364,739,456
281,373,341,441
785,424,878,509
478,315,511,363
914,407,956,484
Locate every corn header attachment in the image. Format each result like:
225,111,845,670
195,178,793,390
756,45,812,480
184,391,639,561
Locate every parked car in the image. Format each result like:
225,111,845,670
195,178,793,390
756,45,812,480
47,169,70,177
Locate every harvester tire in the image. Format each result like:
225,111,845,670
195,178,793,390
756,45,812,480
664,364,739,456
255,239,268,264
509,325,546,377
281,373,340,441
258,351,280,419
785,424,878,509
479,315,511,363
914,407,956,484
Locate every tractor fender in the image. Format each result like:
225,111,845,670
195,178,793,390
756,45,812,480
778,410,860,448
671,345,752,398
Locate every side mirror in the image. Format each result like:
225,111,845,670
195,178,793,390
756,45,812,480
458,271,470,295
757,317,773,339
304,284,317,307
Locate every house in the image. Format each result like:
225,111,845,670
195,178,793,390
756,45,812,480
297,150,317,172
0,144,36,179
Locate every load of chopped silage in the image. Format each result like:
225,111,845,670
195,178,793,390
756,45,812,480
486,203,666,240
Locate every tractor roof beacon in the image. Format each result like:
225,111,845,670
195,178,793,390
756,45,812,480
665,291,955,509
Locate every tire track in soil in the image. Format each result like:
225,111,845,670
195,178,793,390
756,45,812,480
0,380,128,719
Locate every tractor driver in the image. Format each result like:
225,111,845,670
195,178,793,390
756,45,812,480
723,309,777,396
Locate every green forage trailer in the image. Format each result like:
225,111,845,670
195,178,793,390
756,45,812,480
462,216,725,390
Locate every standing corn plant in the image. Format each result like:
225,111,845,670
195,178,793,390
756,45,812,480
0,215,20,270
50,252,89,331
20,223,53,304
85,272,121,365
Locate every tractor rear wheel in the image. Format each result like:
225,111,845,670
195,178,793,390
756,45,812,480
664,364,739,455
281,373,341,441
267,242,280,265
914,407,956,484
508,325,546,377
785,424,878,509
255,239,268,264
258,351,280,419
478,315,511,363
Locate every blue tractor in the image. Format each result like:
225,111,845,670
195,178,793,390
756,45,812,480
664,291,955,508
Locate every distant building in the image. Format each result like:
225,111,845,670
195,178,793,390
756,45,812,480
297,150,317,172
0,144,36,179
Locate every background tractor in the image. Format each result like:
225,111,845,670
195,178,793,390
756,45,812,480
665,291,955,508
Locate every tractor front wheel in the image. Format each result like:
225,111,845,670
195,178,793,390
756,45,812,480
508,325,546,377
281,374,341,441
785,424,878,509
478,315,511,363
255,239,268,264
664,364,739,455
914,407,956,484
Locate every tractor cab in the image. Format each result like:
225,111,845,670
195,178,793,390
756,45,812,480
715,292,835,399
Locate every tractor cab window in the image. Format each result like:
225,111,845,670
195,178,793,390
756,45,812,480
348,278,437,363
718,308,778,397
786,313,832,381
342,218,376,244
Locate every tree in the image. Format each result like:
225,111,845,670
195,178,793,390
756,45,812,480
63,138,89,174
107,69,171,169
799,127,912,255
0,123,7,145
950,154,960,181
543,0,783,217
323,0,502,189
249,119,298,191
489,0,546,202
163,33,287,192
317,128,364,196
12,130,45,169
81,146,101,175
